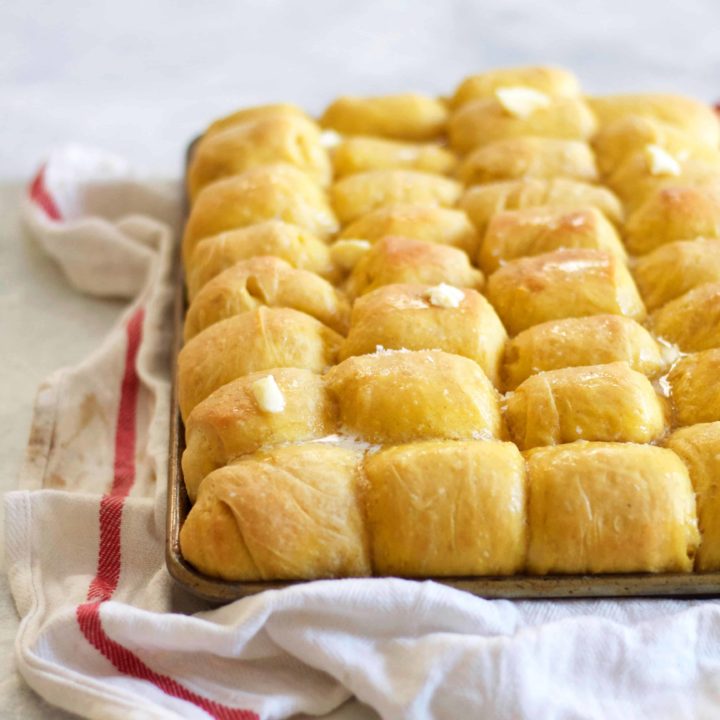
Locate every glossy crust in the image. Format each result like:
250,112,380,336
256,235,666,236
502,314,664,391
479,205,625,274
526,442,699,574
188,115,331,200
651,282,720,353
587,93,720,147
204,103,309,136
177,307,342,420
339,284,507,386
338,204,479,256
668,349,720,427
592,115,717,176
345,236,484,298
607,150,720,211
450,66,581,109
459,178,623,237
180,444,370,580
449,96,596,154
185,222,336,301
665,422,720,571
624,186,720,256
505,362,665,450
183,164,338,263
457,137,597,185
184,256,351,340
181,368,337,501
320,93,448,141
331,136,457,178
325,350,502,444
633,239,720,311
364,441,526,576
485,248,645,336
330,169,461,224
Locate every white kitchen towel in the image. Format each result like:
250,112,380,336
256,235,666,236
6,146,720,720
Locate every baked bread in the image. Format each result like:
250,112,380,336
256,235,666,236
502,315,664,391
177,307,342,419
457,137,597,185
665,422,720,571
325,350,502,444
178,67,720,584
181,444,370,580
364,440,526,575
185,221,337,301
486,248,645,336
338,203,479,256
320,93,448,141
459,177,623,237
339,283,507,386
505,362,665,450
331,136,456,177
526,442,699,574
479,205,625,274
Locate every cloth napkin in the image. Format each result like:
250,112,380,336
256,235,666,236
6,145,720,720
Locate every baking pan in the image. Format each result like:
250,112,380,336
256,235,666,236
166,139,720,604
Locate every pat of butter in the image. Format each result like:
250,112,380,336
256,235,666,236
251,375,286,413
496,86,551,118
426,283,464,308
645,144,681,176
320,129,343,148
330,238,371,270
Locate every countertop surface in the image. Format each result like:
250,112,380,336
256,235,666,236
2,0,720,717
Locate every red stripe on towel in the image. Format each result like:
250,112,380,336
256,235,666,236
77,307,259,719
28,165,62,220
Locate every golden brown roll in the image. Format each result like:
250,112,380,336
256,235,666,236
449,96,596,154
634,239,720,311
502,314,664,391
204,103,309,136
330,169,461,225
652,282,720,353
183,164,338,263
320,93,448,141
338,204,479,257
592,114,717,177
624,185,720,256
185,221,336,301
668,349,720,427
345,236,484,298
450,66,581,109
181,444,370,580
331,136,457,178
505,362,665,450
526,441,699,574
187,115,331,200
339,283,507,386
665,422,720,571
486,248,645,336
587,93,720,147
184,256,351,340
325,350,502,444
178,307,342,420
181,368,337,501
607,150,720,211
459,178,623,237
364,440,526,576
457,137,597,186
479,206,625,275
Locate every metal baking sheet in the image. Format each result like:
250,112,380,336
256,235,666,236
166,138,720,604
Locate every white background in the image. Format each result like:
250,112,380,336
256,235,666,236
2,0,720,717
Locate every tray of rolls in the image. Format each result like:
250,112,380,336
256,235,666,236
167,65,720,602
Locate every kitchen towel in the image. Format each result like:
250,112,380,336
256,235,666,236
6,145,720,720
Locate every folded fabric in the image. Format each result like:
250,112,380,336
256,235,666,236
6,145,720,720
